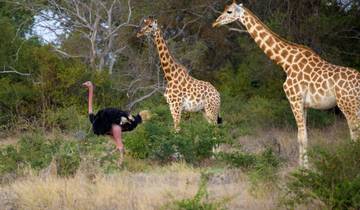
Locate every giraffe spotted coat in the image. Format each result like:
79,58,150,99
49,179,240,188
137,18,221,132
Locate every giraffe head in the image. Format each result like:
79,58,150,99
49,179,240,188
137,17,158,38
212,1,244,27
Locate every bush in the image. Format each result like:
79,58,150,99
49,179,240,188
283,141,360,209
162,173,228,210
0,133,122,177
56,141,81,176
0,145,20,174
124,104,227,164
219,148,281,185
17,134,60,170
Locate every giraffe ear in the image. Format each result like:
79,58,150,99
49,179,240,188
232,0,237,3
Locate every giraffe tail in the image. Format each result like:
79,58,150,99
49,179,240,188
217,115,223,125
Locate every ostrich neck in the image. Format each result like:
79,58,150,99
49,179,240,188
88,86,93,114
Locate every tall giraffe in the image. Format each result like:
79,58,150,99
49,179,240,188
213,2,360,167
137,17,222,132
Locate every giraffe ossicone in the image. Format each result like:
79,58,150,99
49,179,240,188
138,17,222,132
214,2,360,168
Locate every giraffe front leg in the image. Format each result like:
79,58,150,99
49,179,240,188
169,101,182,133
289,100,308,168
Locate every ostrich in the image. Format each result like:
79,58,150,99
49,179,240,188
82,81,151,157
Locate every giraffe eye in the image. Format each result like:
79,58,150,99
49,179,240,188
149,25,152,28
227,10,232,14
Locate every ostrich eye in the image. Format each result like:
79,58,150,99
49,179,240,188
227,10,232,14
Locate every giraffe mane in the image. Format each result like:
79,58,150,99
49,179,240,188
243,7,317,55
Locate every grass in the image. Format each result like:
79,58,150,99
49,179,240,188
0,162,280,210
0,114,351,210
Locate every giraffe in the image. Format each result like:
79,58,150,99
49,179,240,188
213,2,360,167
137,17,222,132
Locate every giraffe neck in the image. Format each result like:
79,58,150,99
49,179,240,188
153,29,187,81
239,8,307,74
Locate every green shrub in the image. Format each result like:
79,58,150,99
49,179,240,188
125,104,226,164
0,145,20,174
18,134,60,170
283,141,360,209
44,106,88,131
162,173,228,210
219,148,281,185
56,141,81,177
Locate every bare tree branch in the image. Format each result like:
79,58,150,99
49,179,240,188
0,66,30,76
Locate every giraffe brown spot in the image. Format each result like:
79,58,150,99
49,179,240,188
281,50,288,58
287,55,294,63
164,67,170,73
158,45,163,51
174,72,178,78
304,51,312,57
246,23,252,29
266,37,275,46
160,52,164,57
286,79,293,86
259,32,267,39
163,62,169,67
166,76,171,81
274,56,282,64
304,74,311,81
309,62,316,67
266,50,273,57
304,65,311,73
251,30,258,38
313,57,320,63
256,25,262,31
273,45,280,52
165,53,170,59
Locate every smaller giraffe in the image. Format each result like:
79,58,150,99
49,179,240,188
137,17,222,132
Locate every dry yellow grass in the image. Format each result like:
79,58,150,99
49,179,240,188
0,162,282,210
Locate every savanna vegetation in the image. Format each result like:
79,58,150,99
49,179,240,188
0,0,360,209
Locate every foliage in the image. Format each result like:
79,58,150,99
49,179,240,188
0,133,124,177
125,103,228,164
219,148,281,184
282,141,360,209
162,173,228,210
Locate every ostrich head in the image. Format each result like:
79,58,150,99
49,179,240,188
82,81,93,88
